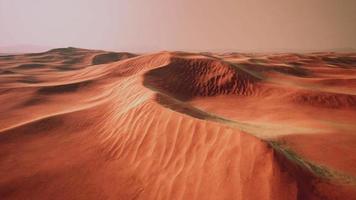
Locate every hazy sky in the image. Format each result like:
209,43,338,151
0,0,355,52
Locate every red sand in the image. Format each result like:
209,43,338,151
0,48,355,199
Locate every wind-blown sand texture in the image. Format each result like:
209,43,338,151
0,48,355,200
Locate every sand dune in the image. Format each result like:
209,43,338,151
0,48,355,199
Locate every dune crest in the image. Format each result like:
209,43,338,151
0,48,355,199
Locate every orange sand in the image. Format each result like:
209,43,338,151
0,48,355,199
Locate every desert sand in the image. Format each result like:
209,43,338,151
0,47,355,199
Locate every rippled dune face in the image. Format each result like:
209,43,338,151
0,48,355,200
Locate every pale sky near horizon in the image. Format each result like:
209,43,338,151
0,0,355,53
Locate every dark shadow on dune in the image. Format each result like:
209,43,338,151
294,92,356,109
18,76,41,84
16,63,45,70
273,66,310,77
21,97,47,106
26,52,49,57
26,47,89,57
141,56,257,123
62,57,85,65
143,57,260,101
47,47,82,56
322,56,356,67
240,63,312,77
55,66,78,71
0,55,15,60
30,56,57,63
1,70,15,75
37,80,92,95
92,52,136,65
286,62,304,67
0,115,65,139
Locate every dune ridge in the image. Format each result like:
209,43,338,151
0,48,355,199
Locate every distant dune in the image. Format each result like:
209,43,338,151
0,48,355,200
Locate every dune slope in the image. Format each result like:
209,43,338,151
0,48,355,200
